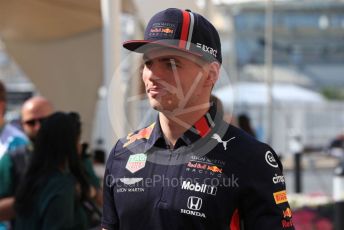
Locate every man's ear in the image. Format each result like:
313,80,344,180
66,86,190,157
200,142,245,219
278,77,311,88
204,62,220,87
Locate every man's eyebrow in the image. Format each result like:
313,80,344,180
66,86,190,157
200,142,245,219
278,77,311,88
142,54,183,64
158,56,182,64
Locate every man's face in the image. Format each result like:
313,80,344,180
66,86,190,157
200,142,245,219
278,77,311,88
21,103,52,141
142,48,212,114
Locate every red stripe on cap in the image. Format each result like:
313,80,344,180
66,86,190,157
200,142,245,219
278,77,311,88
194,116,210,137
229,209,240,230
179,10,191,49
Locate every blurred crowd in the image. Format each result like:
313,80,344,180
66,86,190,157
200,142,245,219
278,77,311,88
0,80,103,230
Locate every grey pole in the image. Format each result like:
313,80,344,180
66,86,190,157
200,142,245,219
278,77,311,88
294,152,302,193
264,0,274,146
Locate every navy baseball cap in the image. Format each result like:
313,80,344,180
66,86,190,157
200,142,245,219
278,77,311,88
123,8,222,64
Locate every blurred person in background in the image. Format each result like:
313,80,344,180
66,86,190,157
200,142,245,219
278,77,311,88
328,133,344,158
0,96,102,228
0,96,53,227
14,112,90,230
80,142,103,205
237,113,256,138
93,139,106,165
20,96,54,143
69,112,103,228
0,81,28,160
0,82,29,230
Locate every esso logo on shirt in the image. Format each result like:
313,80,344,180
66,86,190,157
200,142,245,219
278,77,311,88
265,151,278,168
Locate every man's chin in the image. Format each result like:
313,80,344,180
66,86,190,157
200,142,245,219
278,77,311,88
148,93,181,112
151,103,165,112
150,101,177,114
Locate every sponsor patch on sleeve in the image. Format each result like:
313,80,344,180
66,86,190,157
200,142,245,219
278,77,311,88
273,190,288,204
282,207,292,218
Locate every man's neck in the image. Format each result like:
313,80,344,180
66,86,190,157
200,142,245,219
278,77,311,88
159,103,210,147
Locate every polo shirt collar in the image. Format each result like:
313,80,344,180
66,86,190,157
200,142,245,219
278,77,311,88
145,102,217,150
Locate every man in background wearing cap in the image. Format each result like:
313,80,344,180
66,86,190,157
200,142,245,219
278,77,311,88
102,8,294,230
0,96,53,228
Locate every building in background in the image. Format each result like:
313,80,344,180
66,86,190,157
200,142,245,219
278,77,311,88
0,0,343,155
213,0,344,154
0,43,35,124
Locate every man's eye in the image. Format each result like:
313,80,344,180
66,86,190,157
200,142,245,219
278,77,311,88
144,60,152,67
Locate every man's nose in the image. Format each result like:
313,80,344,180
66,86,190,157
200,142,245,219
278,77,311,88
146,63,165,81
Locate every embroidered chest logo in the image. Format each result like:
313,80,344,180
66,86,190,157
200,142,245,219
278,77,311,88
126,153,147,173
180,196,206,218
211,133,236,150
119,177,143,185
185,156,226,178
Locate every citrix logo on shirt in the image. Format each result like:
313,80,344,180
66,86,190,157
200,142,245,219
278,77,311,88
181,181,217,195
272,174,285,184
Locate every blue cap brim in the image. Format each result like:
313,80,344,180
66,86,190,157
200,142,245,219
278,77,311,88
123,40,203,58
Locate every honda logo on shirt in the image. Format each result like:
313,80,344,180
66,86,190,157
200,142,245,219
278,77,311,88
187,196,202,211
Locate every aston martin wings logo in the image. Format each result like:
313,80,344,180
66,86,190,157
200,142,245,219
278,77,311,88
211,133,236,150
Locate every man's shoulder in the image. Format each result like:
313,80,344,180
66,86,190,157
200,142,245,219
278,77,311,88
1,124,28,150
223,124,273,156
224,124,283,170
1,123,27,141
0,124,28,158
225,123,263,145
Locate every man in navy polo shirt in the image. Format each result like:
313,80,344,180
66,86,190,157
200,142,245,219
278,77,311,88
102,8,294,230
